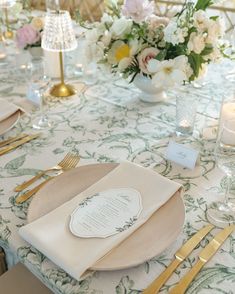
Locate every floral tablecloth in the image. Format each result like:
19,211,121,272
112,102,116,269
0,45,235,293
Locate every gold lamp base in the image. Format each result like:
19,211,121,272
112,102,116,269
4,31,13,39
50,83,76,98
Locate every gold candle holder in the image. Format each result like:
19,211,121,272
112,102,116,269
50,51,76,97
3,8,13,39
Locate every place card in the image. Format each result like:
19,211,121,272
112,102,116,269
166,141,199,170
70,188,143,238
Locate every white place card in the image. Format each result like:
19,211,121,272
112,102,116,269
69,188,143,238
166,141,199,170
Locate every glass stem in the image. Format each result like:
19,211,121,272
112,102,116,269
224,176,232,206
40,93,46,120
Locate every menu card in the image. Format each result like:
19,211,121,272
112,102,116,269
70,188,143,238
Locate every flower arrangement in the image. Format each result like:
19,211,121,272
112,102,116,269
84,0,226,89
16,17,44,49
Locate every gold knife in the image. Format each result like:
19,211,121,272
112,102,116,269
16,177,52,204
143,224,214,294
0,133,28,148
0,134,40,156
169,225,235,294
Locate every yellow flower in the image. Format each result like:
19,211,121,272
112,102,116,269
115,44,130,62
108,41,131,64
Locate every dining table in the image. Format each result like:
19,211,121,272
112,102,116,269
0,16,235,293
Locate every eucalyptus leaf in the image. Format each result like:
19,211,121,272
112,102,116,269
4,155,26,170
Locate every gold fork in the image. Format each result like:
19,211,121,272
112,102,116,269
15,154,80,204
14,153,79,192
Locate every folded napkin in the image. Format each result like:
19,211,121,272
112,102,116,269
19,162,182,280
0,98,24,122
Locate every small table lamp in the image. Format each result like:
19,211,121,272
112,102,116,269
0,0,16,39
42,10,77,98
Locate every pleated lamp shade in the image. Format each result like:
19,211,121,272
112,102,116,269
42,10,77,52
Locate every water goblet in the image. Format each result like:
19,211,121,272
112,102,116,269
30,58,53,130
207,118,235,224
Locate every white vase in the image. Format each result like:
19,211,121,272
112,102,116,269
28,47,43,59
133,74,167,103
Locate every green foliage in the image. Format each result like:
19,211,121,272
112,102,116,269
195,0,214,11
201,44,214,56
155,50,167,61
210,16,219,21
188,53,205,79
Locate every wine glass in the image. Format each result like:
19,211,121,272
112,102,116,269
30,58,53,130
207,118,235,224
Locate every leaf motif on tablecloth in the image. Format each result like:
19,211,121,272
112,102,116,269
0,216,11,245
53,148,65,154
4,154,26,170
18,246,46,266
116,276,141,294
187,265,235,294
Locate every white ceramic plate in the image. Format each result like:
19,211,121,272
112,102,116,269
28,163,185,271
0,111,21,136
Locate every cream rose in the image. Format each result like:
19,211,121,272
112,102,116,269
148,15,169,30
193,10,209,31
137,47,160,74
188,32,206,54
31,17,44,31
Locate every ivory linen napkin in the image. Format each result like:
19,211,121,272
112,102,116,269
0,98,24,122
19,161,182,280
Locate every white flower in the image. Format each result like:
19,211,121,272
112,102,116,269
122,0,154,23
101,13,113,24
164,21,187,45
85,28,103,44
188,32,206,54
206,19,224,44
148,56,188,89
129,39,142,56
148,15,169,30
193,10,209,31
100,30,112,47
107,40,129,65
107,40,140,71
204,46,222,62
137,47,160,74
118,57,133,71
110,17,133,38
174,55,193,79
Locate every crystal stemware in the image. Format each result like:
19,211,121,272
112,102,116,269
207,119,235,224
30,58,53,130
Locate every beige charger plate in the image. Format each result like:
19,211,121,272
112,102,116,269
28,163,185,271
0,111,21,136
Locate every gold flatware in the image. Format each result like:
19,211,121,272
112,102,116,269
169,225,235,294
0,134,40,156
143,224,214,294
16,154,80,204
0,133,28,148
14,153,80,192
16,177,52,204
